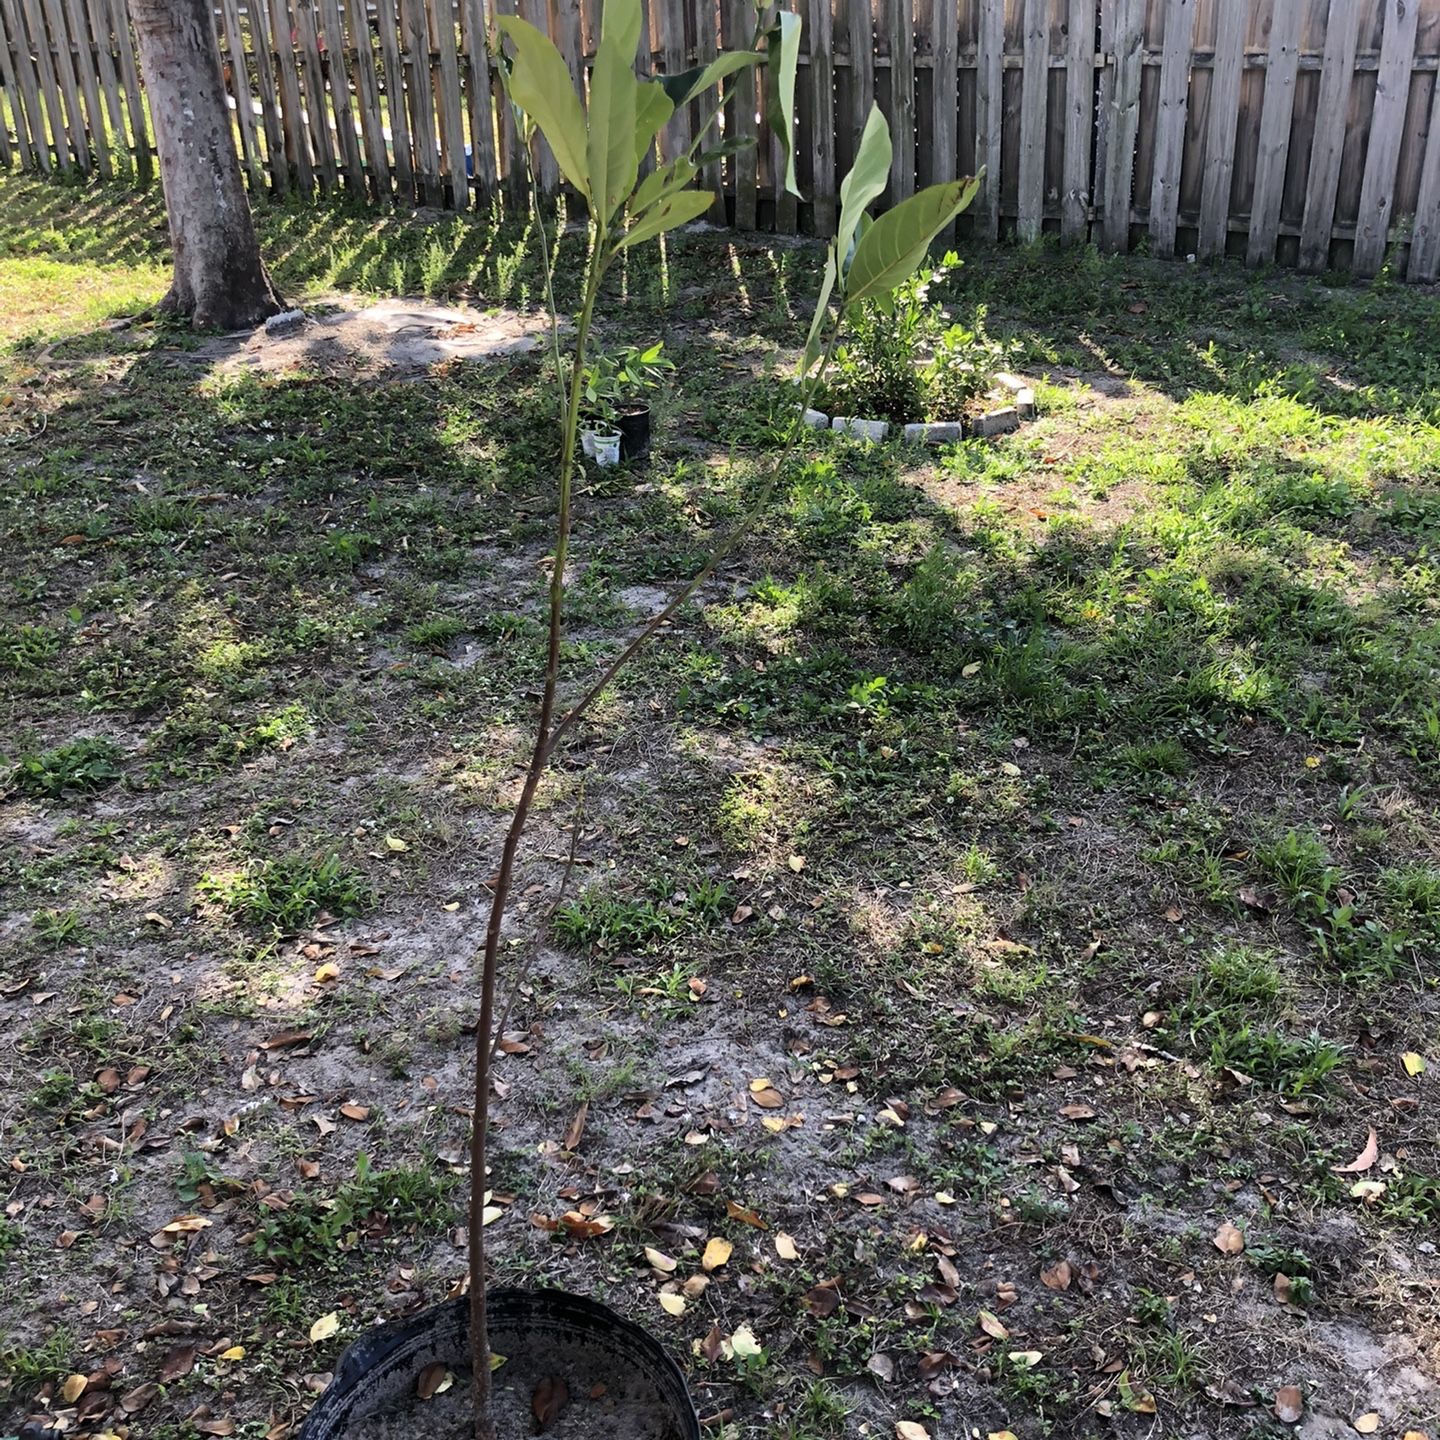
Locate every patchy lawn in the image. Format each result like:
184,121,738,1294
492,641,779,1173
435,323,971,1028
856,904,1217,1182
2,171,1439,1440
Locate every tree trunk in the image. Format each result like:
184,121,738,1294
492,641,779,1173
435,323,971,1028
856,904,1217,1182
130,0,283,329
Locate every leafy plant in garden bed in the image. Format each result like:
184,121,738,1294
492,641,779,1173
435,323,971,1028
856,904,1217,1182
816,252,1010,425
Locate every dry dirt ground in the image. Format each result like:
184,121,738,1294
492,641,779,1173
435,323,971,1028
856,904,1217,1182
3,183,1440,1440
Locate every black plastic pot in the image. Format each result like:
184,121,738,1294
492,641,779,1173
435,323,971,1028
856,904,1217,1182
298,1288,700,1440
618,404,651,462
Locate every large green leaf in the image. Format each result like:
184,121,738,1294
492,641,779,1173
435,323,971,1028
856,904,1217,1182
618,189,715,249
631,156,696,216
835,105,891,278
587,0,644,224
658,50,765,107
764,11,802,199
495,16,589,199
844,176,981,305
634,79,675,165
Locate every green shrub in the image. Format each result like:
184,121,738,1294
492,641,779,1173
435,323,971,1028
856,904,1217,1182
6,736,122,797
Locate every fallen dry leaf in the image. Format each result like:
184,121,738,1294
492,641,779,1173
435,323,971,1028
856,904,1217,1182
532,1375,569,1432
644,1246,677,1273
1275,1385,1304,1425
1059,1103,1096,1122
977,1310,1009,1340
702,1236,733,1272
1331,1127,1379,1175
1353,1414,1380,1435
1213,1221,1245,1255
1040,1259,1072,1291
562,1101,588,1152
775,1232,799,1261
658,1292,686,1317
866,1352,895,1382
1401,1052,1426,1077
416,1363,449,1400
725,1199,768,1230
895,1423,931,1440
1118,1369,1156,1414
60,1374,88,1403
308,1312,340,1343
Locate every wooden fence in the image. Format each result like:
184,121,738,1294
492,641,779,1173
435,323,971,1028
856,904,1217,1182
3,0,1440,280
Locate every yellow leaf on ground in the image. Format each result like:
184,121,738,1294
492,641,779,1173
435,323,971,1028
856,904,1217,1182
658,1292,686,1317
308,1312,340,1343
896,1423,931,1440
728,1325,762,1358
1353,1414,1380,1435
775,1233,799,1261
61,1375,87,1403
977,1310,1009,1340
384,835,409,852
218,1347,246,1362
645,1246,677,1273
702,1236,733,1272
1402,1052,1426,1077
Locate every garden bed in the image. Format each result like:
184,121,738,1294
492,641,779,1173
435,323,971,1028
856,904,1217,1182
3,174,1440,1440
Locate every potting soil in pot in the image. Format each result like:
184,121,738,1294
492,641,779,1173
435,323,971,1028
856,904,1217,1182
348,1326,682,1440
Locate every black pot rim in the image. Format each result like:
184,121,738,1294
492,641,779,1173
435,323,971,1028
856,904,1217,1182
299,1288,700,1440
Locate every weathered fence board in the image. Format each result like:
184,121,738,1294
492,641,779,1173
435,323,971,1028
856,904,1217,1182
5,0,1440,283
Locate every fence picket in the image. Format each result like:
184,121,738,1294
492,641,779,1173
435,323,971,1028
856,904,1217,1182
653,0,688,160
60,0,111,176
19,0,69,167
1148,0,1195,259
1297,0,1360,270
459,0,497,196
428,0,468,205
374,0,414,197
217,0,263,189
975,0,1002,239
1195,0,1242,259
1408,69,1440,282
318,0,367,193
0,0,43,171
692,0,726,221
1246,0,1303,266
245,0,290,192
39,0,88,169
1060,0,1093,242
293,0,339,190
1017,0,1048,241
83,0,125,167
806,0,836,233
107,0,146,176
400,0,441,202
265,0,316,191
724,0,757,227
1098,0,1142,250
1352,0,1420,276
344,0,390,195
884,0,912,203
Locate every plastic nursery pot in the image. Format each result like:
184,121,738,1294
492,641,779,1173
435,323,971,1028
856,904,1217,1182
592,431,623,469
298,1289,701,1440
580,429,599,459
617,404,651,462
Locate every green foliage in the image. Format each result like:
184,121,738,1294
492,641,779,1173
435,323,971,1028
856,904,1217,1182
252,1155,456,1270
579,340,673,424
1,1328,74,1393
821,255,1008,424
198,851,374,929
552,873,732,952
6,736,122,797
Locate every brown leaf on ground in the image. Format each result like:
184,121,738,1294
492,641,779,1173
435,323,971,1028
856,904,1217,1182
1274,1386,1304,1424
1213,1221,1245,1255
562,1101,588,1152
1331,1127,1379,1174
416,1363,448,1400
1040,1259,1072,1291
532,1376,569,1431
725,1200,768,1230
159,1343,197,1382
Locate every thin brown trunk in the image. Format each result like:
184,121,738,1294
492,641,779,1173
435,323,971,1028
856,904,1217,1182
130,0,283,329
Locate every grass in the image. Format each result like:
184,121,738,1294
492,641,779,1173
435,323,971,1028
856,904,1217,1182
3,169,1440,1440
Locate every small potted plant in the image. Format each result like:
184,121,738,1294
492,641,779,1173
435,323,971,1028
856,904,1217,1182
579,341,673,464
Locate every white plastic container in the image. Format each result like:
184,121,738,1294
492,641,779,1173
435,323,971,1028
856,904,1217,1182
593,431,622,468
